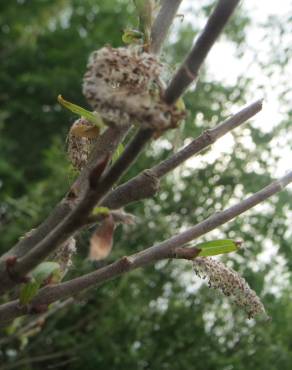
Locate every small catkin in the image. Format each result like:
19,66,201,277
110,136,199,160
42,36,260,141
67,117,98,171
193,257,267,319
83,46,185,131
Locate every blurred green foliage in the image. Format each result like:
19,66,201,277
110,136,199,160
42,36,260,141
0,1,291,369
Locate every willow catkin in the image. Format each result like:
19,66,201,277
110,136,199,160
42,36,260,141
193,257,267,319
83,46,185,131
67,117,98,171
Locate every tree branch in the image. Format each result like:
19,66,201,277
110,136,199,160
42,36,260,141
150,0,183,55
0,0,241,264
1,170,290,325
103,99,262,209
164,0,240,104
0,128,152,294
1,125,130,262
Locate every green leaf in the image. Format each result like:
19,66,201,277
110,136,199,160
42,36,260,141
19,279,40,305
112,143,125,163
19,262,62,305
32,261,61,284
122,29,143,44
92,206,110,217
196,239,240,257
57,95,105,129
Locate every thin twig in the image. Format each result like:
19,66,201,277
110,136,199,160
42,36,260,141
164,0,240,104
0,171,290,324
0,298,73,346
150,0,183,54
103,100,262,209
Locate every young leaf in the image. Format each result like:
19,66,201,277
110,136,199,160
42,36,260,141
112,143,125,163
196,239,240,257
122,29,144,44
175,97,186,112
92,206,110,217
19,262,61,305
32,261,61,284
57,95,105,129
19,279,40,305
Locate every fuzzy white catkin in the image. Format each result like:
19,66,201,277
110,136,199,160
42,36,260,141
83,46,185,131
193,257,267,319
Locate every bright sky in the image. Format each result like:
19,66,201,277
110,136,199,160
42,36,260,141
172,1,292,299
177,0,292,179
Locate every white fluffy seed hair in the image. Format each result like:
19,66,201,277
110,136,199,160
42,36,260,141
83,46,185,131
193,257,267,319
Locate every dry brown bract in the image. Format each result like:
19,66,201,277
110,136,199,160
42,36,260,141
83,46,186,131
193,257,267,319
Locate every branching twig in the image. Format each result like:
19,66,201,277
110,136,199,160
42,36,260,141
0,298,73,346
164,0,240,104
103,100,262,209
1,125,130,262
0,129,152,294
0,171,290,325
150,0,183,54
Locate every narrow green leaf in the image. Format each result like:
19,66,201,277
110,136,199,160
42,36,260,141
112,143,125,163
19,279,40,305
196,239,240,257
57,95,105,129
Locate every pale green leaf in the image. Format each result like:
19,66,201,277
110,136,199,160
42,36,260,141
196,239,240,257
122,29,143,44
32,261,61,284
112,143,125,163
19,279,40,305
175,97,186,112
57,95,105,129
92,206,110,217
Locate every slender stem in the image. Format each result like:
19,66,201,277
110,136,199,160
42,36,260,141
0,171,290,324
150,0,183,54
152,99,261,177
103,100,262,209
164,0,240,104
